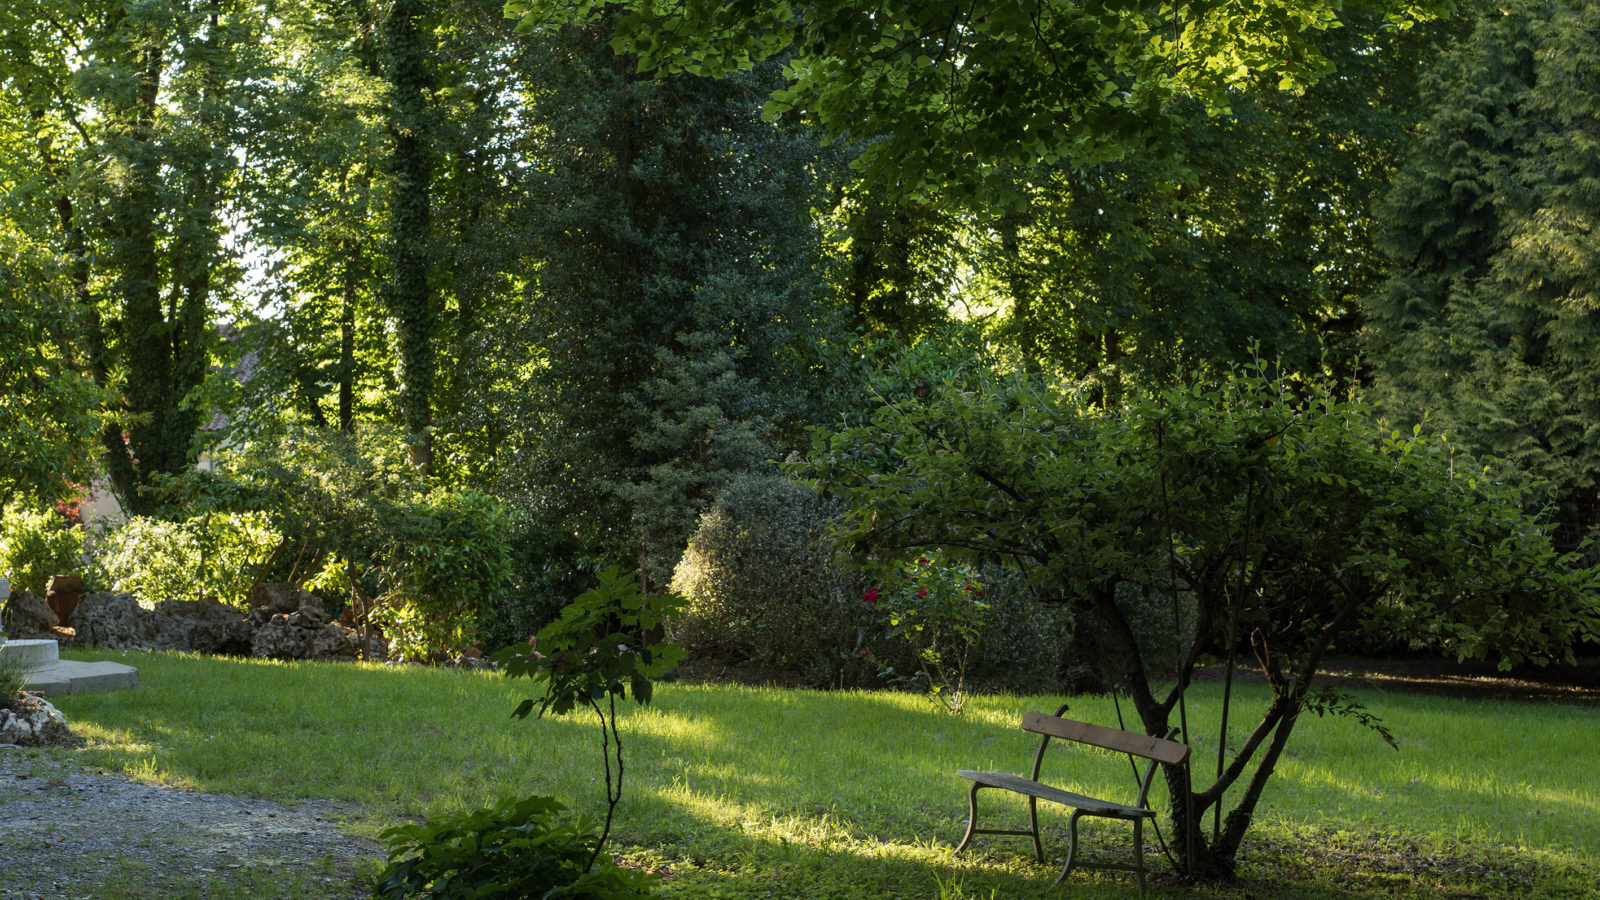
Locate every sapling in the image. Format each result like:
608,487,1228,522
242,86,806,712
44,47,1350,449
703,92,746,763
496,565,685,872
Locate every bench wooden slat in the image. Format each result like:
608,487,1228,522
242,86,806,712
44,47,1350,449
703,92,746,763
1020,712,1190,766
957,770,1153,819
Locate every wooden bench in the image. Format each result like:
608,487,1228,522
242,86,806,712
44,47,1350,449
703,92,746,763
954,704,1189,893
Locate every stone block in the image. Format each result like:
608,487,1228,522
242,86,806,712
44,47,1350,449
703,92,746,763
20,660,139,697
0,638,60,671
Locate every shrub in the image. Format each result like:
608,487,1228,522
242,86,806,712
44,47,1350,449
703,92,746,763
373,795,655,899
92,512,279,608
367,487,516,661
142,429,521,659
475,515,599,655
670,472,880,687
673,473,1074,690
871,554,993,714
966,566,1071,695
0,504,86,595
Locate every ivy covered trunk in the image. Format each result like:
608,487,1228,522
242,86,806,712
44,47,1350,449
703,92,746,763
385,0,437,475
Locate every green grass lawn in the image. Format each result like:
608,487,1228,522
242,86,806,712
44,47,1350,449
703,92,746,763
41,650,1600,899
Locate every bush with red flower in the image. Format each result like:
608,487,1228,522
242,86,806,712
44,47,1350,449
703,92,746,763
863,554,991,714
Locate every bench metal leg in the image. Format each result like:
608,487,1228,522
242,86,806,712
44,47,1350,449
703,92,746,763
1133,817,1146,894
956,782,1049,862
955,781,982,853
1050,814,1149,895
1050,809,1086,889
1028,796,1043,863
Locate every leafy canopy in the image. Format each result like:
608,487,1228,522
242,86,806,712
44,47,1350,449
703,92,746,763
504,0,1454,200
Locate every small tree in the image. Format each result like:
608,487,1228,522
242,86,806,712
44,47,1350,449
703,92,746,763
0,226,108,515
793,361,1600,878
497,566,685,873
869,554,991,714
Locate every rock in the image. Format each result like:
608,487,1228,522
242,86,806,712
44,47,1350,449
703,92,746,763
75,586,368,661
150,599,252,654
45,575,86,627
0,694,73,746
1,591,59,639
247,583,326,621
76,594,253,654
72,593,156,649
250,613,359,660
309,622,360,659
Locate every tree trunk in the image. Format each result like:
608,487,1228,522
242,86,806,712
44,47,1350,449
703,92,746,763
386,0,436,475
998,201,1039,374
102,37,166,512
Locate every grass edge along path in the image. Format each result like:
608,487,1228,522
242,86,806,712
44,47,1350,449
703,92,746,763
41,650,1600,899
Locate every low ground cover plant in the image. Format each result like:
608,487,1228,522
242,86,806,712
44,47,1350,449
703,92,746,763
0,650,28,710
374,796,654,900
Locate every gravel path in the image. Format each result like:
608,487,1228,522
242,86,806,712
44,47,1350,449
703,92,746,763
0,749,383,899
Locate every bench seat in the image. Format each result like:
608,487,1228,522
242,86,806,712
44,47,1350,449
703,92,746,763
955,770,1154,820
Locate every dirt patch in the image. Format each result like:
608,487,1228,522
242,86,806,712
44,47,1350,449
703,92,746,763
1194,656,1600,705
1231,824,1595,899
0,750,382,899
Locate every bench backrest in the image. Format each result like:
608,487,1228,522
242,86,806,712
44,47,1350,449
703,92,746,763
1021,711,1190,766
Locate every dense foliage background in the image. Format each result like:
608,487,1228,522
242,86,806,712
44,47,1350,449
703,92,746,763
0,0,1594,676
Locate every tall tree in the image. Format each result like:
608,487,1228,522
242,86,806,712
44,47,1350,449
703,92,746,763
1367,0,1600,549
493,22,846,591
384,0,438,474
230,0,389,439
218,1,543,492
0,224,106,512
1,0,266,515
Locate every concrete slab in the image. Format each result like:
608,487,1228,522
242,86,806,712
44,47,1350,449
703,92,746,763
20,660,139,697
21,670,72,696
0,638,60,671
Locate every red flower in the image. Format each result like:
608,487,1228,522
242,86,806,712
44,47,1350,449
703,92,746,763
862,588,879,604
963,584,974,592
917,557,930,565
916,588,929,599
857,648,870,659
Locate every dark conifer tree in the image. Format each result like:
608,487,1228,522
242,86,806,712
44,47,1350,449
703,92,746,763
494,23,846,590
1367,0,1600,548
